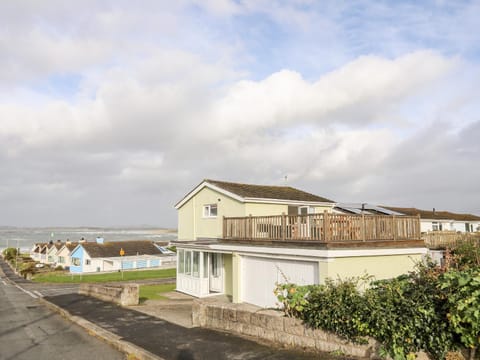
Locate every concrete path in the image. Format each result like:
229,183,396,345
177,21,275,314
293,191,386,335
132,291,195,328
45,293,348,360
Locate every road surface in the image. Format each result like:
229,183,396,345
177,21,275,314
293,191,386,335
0,259,125,360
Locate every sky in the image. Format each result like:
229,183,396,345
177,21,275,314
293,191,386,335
1,0,479,227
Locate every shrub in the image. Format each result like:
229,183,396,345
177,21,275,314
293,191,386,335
274,283,313,318
449,239,480,270
439,269,480,360
365,264,454,359
2,247,18,261
301,277,370,344
19,261,37,276
275,261,479,359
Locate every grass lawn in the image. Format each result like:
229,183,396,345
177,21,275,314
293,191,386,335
32,268,176,283
139,283,176,302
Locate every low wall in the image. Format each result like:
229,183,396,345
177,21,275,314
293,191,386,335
192,298,381,358
79,283,139,306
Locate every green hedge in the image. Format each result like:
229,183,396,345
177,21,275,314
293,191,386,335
275,250,480,360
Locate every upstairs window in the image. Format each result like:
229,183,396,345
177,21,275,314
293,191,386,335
203,204,218,218
432,222,442,231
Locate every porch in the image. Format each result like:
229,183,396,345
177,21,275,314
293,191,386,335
223,212,422,247
176,250,228,298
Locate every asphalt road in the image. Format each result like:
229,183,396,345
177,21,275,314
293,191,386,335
0,259,80,298
0,258,354,360
0,260,125,360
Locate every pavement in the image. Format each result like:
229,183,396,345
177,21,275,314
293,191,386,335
1,257,351,360
44,293,335,360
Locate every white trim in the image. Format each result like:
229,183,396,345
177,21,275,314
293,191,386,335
180,243,428,258
176,242,428,258
175,181,243,209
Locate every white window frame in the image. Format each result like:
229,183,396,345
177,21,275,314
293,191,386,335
203,204,218,218
432,222,442,231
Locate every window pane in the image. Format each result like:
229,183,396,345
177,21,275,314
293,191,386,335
210,204,218,216
211,253,220,277
203,205,209,217
178,250,185,274
203,253,208,278
185,251,192,275
193,252,200,277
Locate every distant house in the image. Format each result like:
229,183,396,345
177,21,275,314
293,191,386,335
69,240,174,274
46,241,63,265
55,242,78,269
382,207,480,233
174,179,427,308
335,204,480,233
30,243,46,262
39,243,53,263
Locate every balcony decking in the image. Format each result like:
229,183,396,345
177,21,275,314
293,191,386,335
223,212,423,248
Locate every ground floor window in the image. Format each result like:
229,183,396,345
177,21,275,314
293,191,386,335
58,256,65,264
193,251,200,277
178,250,201,278
72,257,80,266
178,250,185,273
185,251,192,275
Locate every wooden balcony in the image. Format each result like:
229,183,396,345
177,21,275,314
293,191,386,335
222,212,422,248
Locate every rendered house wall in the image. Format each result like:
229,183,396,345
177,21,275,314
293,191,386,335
223,254,233,297
69,246,84,273
178,187,245,240
319,253,424,284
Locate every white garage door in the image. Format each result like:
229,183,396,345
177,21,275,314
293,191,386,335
241,256,319,308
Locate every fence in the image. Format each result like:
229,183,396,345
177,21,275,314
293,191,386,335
422,231,480,249
223,212,420,242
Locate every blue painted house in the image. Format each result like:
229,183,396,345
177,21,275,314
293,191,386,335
69,240,175,274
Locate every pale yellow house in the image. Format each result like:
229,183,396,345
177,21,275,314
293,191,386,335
174,179,427,308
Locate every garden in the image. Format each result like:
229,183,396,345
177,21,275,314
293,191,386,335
275,240,480,360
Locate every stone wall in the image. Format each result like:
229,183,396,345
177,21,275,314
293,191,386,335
79,283,139,306
192,298,381,358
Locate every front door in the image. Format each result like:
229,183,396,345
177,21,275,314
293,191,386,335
209,253,223,293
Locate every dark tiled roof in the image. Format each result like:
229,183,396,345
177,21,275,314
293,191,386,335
383,206,480,221
81,241,162,258
34,243,48,253
65,243,78,251
205,179,334,203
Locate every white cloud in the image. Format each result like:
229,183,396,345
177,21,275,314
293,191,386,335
209,51,455,137
0,1,479,226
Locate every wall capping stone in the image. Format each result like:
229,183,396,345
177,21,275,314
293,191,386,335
192,298,383,359
79,283,139,306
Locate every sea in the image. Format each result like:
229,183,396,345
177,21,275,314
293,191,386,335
0,227,178,252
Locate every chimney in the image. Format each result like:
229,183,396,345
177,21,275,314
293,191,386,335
433,208,436,217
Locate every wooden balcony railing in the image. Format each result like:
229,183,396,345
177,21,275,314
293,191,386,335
223,212,421,242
